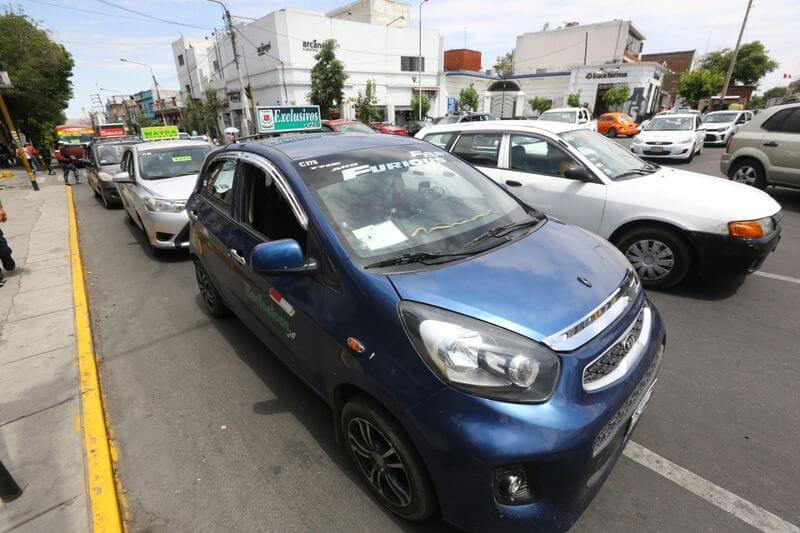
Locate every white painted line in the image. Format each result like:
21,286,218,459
754,271,800,285
624,441,799,532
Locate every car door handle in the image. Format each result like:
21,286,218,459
188,209,198,221
763,141,778,147
229,249,246,265
505,180,522,187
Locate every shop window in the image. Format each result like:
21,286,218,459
401,56,425,72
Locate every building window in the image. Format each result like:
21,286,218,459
185,84,191,95
178,54,185,66
535,68,547,74
213,59,220,72
401,56,424,72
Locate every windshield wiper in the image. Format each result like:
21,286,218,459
364,251,473,269
614,167,658,179
462,219,540,250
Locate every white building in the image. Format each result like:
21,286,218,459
170,0,443,131
172,37,217,101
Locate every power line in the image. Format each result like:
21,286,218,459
95,0,214,30
20,0,159,23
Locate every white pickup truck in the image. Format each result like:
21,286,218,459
537,107,597,132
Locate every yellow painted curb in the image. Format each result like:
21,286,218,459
67,186,124,532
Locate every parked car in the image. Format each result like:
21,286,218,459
371,122,409,136
86,137,140,208
721,103,800,189
400,120,429,137
113,139,212,251
700,110,753,146
432,112,495,125
538,107,597,131
630,114,705,162
417,121,782,289
597,112,639,138
187,133,665,531
321,119,376,134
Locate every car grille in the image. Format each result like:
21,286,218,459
645,141,672,145
584,308,646,387
643,150,672,156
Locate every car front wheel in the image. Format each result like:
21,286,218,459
616,226,692,289
607,127,617,138
194,261,228,317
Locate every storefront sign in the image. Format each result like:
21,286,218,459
302,39,324,53
141,125,179,141
257,106,321,134
97,124,126,138
586,71,628,80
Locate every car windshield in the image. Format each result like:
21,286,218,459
619,114,633,121
560,129,656,180
335,122,375,134
138,145,210,180
539,111,577,123
96,144,130,165
433,116,461,124
293,145,536,266
703,112,739,123
645,117,693,131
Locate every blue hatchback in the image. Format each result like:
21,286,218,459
187,133,666,531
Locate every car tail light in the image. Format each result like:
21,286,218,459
725,133,735,154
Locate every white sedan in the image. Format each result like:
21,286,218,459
538,107,597,132
417,121,782,289
630,114,705,162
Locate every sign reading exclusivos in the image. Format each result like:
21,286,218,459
256,106,322,134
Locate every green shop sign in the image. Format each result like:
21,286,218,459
141,125,179,141
256,106,321,134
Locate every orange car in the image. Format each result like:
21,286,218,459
597,112,639,137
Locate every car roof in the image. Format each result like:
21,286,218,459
322,119,361,125
131,139,211,151
420,119,578,135
542,107,580,113
241,132,424,161
653,113,696,119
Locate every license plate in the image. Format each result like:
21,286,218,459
650,146,663,153
628,379,656,434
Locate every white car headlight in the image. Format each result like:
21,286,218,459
400,301,560,402
681,136,694,144
144,197,185,213
633,135,642,144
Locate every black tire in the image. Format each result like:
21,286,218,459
607,127,617,138
194,261,228,318
101,191,112,209
341,396,437,521
685,144,695,163
615,225,692,290
728,158,766,190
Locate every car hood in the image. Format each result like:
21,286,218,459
616,167,782,222
637,130,694,142
139,174,198,201
700,121,735,130
388,220,629,342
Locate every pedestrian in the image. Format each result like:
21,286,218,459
0,196,16,288
23,143,40,172
57,142,80,185
0,144,9,169
39,145,54,175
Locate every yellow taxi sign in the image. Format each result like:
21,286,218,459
141,125,179,141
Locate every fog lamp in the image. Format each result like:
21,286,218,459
494,466,534,505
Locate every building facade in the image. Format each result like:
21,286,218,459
640,50,697,105
172,37,218,102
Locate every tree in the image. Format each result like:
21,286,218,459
749,86,788,109
566,92,581,107
494,51,513,76
0,10,74,145
700,41,779,86
308,39,347,118
410,94,430,119
354,80,381,123
529,97,552,115
459,83,479,112
602,85,630,111
675,69,725,107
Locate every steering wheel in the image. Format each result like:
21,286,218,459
420,185,446,202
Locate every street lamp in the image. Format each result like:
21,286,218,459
418,0,429,120
120,58,168,125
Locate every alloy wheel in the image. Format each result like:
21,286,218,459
625,239,675,281
732,165,758,186
347,417,413,508
195,265,215,310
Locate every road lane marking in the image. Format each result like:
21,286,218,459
68,186,124,532
625,441,799,532
755,271,800,285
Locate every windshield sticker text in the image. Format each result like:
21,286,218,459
342,151,447,181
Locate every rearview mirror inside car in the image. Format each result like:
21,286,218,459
251,239,319,274
564,166,592,182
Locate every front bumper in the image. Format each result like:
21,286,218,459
703,130,732,145
688,225,782,276
631,143,694,159
140,209,191,249
408,299,666,532
720,153,733,176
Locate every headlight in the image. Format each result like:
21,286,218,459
400,301,560,402
728,216,773,238
144,197,185,213
632,135,642,144
681,136,694,144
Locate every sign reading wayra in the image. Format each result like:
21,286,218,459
257,106,322,134
141,125,179,141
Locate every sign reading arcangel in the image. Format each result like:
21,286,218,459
257,106,321,134
141,125,180,141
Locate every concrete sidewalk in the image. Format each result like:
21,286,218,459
0,170,89,531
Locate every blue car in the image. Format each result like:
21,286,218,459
187,133,666,532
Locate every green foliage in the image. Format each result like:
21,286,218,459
529,97,552,114
0,10,74,145
700,41,778,86
749,87,788,110
494,51,513,76
566,92,581,107
602,85,630,111
180,88,224,137
354,80,381,123
410,94,430,119
308,39,347,118
675,69,725,107
458,83,479,112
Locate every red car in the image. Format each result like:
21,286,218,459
370,122,409,136
320,120,376,134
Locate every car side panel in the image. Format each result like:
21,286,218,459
761,131,800,186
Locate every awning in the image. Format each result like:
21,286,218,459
413,87,439,92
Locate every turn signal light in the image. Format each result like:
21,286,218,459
728,218,772,239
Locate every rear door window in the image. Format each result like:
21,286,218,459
776,109,800,134
422,132,455,149
762,109,792,131
451,133,502,168
201,159,237,213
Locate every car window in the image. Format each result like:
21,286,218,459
240,162,307,250
96,144,129,165
451,133,501,168
539,111,577,123
776,109,800,134
560,129,654,180
645,117,693,131
138,145,211,180
762,109,793,132
335,122,375,134
201,159,237,212
422,132,455,149
704,112,738,123
321,124,333,132
509,135,581,178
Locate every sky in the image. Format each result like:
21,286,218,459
12,0,800,119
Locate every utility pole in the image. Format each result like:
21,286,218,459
418,0,429,120
0,79,39,191
209,0,252,135
718,0,753,111
120,58,168,125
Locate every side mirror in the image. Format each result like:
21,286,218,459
251,239,318,274
112,171,133,183
564,166,592,182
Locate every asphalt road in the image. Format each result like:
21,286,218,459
72,143,800,532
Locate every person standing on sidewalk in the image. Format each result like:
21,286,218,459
57,142,80,185
23,143,40,172
0,196,16,287
39,144,55,175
